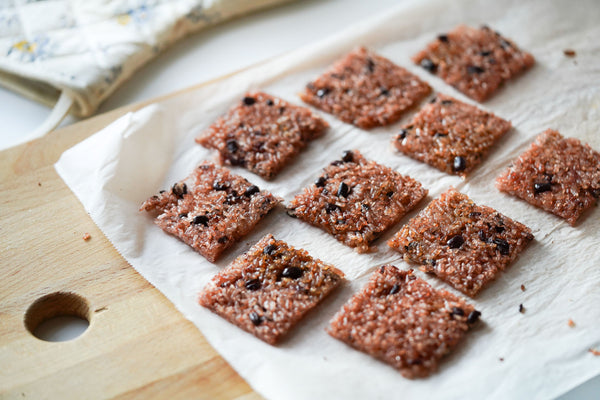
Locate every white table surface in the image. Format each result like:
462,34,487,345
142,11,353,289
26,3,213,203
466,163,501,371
1,0,597,397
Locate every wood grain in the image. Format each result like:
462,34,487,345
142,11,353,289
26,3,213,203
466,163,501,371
0,76,261,399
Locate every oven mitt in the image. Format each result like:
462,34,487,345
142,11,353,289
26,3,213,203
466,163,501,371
0,0,294,140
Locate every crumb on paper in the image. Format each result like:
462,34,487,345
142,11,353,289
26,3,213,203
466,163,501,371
520,284,525,291
567,319,575,327
499,357,504,362
563,49,576,57
519,304,525,313
589,348,600,356
38,182,42,187
83,233,91,241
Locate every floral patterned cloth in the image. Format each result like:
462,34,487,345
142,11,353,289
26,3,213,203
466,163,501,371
0,0,293,117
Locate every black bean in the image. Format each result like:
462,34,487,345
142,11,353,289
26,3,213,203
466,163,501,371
286,209,297,218
365,58,375,73
495,226,505,233
178,213,188,219
218,236,228,244
242,96,256,106
447,235,464,249
192,215,209,226
337,182,350,197
389,283,401,295
493,238,510,255
244,185,260,197
420,58,437,73
478,230,488,242
172,182,187,198
341,150,354,163
534,182,552,194
315,176,327,187
386,191,394,198
325,203,339,213
316,88,330,98
226,139,238,153
245,279,261,291
500,39,513,49
441,99,453,105
263,244,277,255
453,156,467,172
380,87,390,96
159,190,165,194
480,50,492,56
467,65,485,74
438,34,449,43
282,266,303,279
398,129,407,140
330,160,342,166
467,310,481,324
451,307,465,316
249,312,262,326
266,99,274,106
213,181,228,191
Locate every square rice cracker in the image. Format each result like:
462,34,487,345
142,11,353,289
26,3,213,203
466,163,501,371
287,150,427,253
413,25,534,102
196,91,329,180
496,129,600,225
328,265,480,379
299,46,431,129
140,162,281,262
388,188,533,297
393,93,512,176
199,234,345,345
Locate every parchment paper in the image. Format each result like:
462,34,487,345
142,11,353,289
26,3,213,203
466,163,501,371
55,0,600,398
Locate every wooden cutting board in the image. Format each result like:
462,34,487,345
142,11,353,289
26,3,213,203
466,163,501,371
0,78,261,399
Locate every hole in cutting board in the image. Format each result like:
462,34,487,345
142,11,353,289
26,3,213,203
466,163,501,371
24,292,91,342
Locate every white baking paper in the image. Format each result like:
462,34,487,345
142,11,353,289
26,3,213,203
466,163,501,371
55,0,600,398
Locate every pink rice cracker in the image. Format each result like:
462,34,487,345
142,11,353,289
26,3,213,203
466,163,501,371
496,129,600,225
413,25,534,102
196,92,328,180
199,234,344,344
393,93,511,176
288,150,427,253
141,162,281,262
388,188,533,297
328,265,480,378
300,47,431,129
